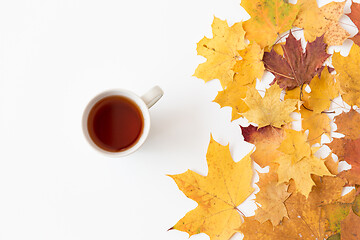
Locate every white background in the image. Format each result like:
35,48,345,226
0,0,356,239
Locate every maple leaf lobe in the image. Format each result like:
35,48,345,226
194,17,246,88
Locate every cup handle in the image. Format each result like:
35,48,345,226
141,86,164,109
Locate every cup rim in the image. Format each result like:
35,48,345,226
82,89,151,157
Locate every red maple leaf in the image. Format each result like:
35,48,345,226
263,31,331,90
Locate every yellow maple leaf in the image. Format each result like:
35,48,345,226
301,110,331,145
284,73,334,145
254,172,291,226
241,0,299,48
275,130,332,197
308,67,339,113
233,42,264,86
214,83,249,121
293,0,349,46
277,129,311,163
242,84,298,128
214,43,264,120
194,17,246,88
168,137,254,240
332,44,360,106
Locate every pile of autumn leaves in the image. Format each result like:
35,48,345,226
168,0,360,240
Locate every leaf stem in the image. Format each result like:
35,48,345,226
274,28,304,45
235,207,245,217
265,67,294,79
338,20,358,29
299,84,335,114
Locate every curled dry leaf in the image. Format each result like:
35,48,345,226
324,155,339,175
194,17,246,88
168,137,254,240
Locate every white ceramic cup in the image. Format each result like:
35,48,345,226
82,86,163,157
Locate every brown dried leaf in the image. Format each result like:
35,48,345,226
254,172,291,226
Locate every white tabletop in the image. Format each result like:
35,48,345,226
0,0,356,239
